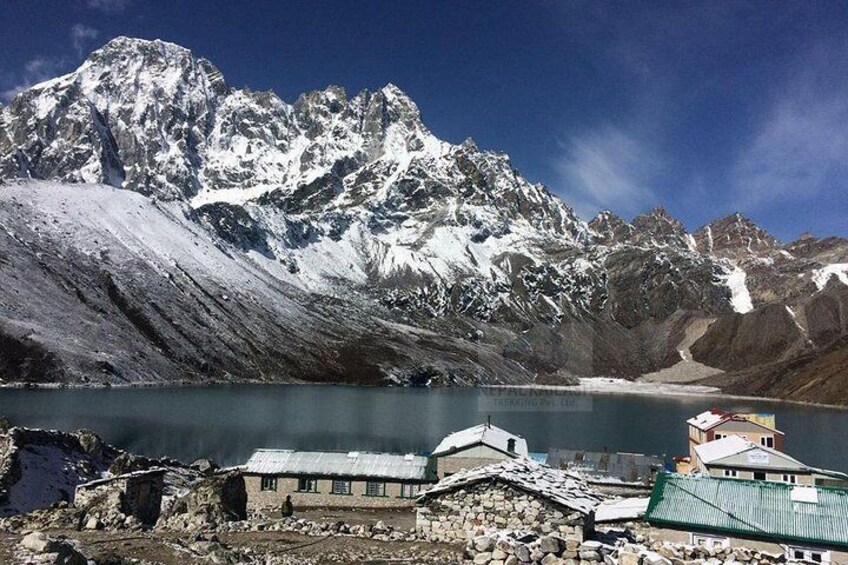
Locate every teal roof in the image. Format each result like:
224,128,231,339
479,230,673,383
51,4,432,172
645,474,848,548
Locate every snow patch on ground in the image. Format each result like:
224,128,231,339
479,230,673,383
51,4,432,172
812,263,848,290
1,445,107,517
723,265,753,313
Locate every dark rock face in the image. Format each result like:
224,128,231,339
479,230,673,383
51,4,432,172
0,37,846,401
691,304,806,370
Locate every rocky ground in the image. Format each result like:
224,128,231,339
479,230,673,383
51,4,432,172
0,527,462,564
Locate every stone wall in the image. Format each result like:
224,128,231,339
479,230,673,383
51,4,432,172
74,473,164,526
416,482,589,543
464,532,796,565
245,475,424,513
437,456,506,479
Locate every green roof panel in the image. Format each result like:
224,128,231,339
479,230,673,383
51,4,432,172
645,474,848,548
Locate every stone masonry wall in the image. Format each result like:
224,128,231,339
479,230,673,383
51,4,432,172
416,482,588,543
245,476,421,513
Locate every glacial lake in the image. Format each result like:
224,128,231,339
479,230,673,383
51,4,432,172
1,385,846,472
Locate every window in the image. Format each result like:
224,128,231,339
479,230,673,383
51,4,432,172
723,469,738,478
692,534,729,550
788,546,830,564
761,436,774,448
365,481,386,497
260,476,277,491
297,478,318,492
400,483,421,498
331,480,351,495
714,433,725,440
754,472,766,481
783,474,797,484
507,438,516,453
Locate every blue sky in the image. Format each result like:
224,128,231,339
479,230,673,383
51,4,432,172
1,1,846,240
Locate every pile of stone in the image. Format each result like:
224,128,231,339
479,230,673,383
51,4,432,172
157,471,247,531
16,531,90,565
220,516,419,542
464,532,789,565
632,540,786,565
465,532,606,565
417,458,600,543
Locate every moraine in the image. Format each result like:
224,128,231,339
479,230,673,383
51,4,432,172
0,384,845,472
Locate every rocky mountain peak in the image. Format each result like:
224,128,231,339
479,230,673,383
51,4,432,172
630,206,690,248
693,213,779,257
588,210,635,246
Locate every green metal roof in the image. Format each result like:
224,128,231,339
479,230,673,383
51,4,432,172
645,474,848,548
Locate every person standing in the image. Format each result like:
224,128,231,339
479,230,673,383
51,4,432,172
281,494,294,518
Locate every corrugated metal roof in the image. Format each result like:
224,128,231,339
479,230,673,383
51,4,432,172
596,497,650,523
418,457,602,516
431,423,528,457
547,448,663,483
646,474,848,547
244,449,432,481
687,409,782,434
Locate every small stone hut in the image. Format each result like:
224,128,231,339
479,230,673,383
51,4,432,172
74,468,166,525
416,458,602,543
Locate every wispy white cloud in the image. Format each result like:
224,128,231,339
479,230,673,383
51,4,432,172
84,0,130,12
0,56,69,102
71,23,99,57
552,125,660,220
732,95,848,208
731,47,848,209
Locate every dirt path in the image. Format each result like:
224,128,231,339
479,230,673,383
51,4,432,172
0,529,462,564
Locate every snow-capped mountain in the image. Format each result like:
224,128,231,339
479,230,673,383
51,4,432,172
1,37,847,402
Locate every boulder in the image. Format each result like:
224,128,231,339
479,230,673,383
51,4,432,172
474,535,496,553
160,470,246,529
515,544,531,562
539,535,564,554
474,551,493,564
21,531,60,553
190,458,219,475
74,429,104,458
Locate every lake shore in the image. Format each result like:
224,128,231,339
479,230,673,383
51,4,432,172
2,376,847,410
489,378,848,411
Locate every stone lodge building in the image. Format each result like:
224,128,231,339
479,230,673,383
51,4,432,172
416,457,602,542
430,422,528,479
687,409,784,461
243,449,434,513
692,435,848,487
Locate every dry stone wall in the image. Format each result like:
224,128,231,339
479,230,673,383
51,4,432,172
416,482,588,543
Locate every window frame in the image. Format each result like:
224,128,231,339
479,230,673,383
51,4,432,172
783,474,798,484
260,476,278,492
297,477,318,493
364,481,387,497
723,468,738,478
691,533,730,550
331,479,352,495
761,436,774,448
787,546,830,564
399,483,421,499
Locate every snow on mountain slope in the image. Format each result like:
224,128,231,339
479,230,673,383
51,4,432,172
1,37,847,394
